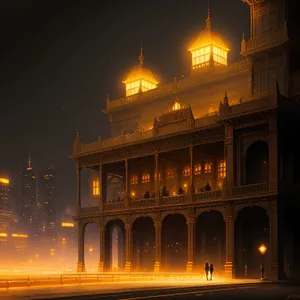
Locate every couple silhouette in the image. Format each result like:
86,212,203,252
204,261,214,280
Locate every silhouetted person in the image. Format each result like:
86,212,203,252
144,191,150,198
209,263,214,280
178,187,185,195
204,261,209,280
205,182,211,191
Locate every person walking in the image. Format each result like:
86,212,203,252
204,261,209,280
209,262,214,280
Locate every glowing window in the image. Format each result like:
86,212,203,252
92,179,100,196
166,168,175,180
218,160,226,179
141,80,156,92
126,80,140,96
182,165,191,177
172,101,181,111
204,161,212,174
194,164,201,175
142,172,151,183
191,46,211,69
212,47,227,66
130,174,138,185
154,172,161,181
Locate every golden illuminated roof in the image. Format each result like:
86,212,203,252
189,5,229,52
123,47,159,85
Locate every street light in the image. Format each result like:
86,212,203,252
258,244,267,280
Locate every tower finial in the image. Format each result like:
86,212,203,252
138,40,144,65
206,0,212,30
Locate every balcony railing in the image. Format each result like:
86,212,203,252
78,183,275,216
232,182,269,197
241,26,288,55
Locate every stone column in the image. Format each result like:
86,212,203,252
125,223,132,272
269,114,278,192
155,152,160,205
154,220,162,272
76,163,81,216
224,123,234,197
224,205,235,278
188,144,195,195
125,159,130,207
98,223,105,272
186,217,195,273
77,222,86,272
99,162,103,211
268,199,279,280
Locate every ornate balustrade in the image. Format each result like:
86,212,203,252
193,190,222,201
129,198,156,209
160,195,185,206
232,182,269,197
241,26,288,55
103,202,125,211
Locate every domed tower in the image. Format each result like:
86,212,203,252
189,3,230,72
123,46,159,97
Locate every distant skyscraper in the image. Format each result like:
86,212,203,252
42,166,57,243
20,154,37,239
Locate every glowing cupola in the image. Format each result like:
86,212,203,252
188,4,230,71
123,47,159,97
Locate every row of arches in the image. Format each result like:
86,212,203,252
84,205,269,278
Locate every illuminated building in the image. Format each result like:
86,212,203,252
42,166,57,244
11,233,28,254
70,0,300,280
20,154,39,247
0,176,12,248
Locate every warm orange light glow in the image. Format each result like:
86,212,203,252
218,160,226,179
130,174,138,185
184,183,187,188
92,179,100,196
172,101,182,111
61,222,74,228
0,232,8,237
258,244,267,255
142,172,151,183
89,247,93,253
131,192,135,197
182,165,191,177
50,248,55,256
12,233,28,238
0,178,9,184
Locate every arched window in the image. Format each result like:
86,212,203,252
218,160,226,179
172,101,181,111
142,172,151,183
194,164,201,175
92,179,100,196
154,172,161,181
182,165,191,177
204,161,212,174
130,174,138,185
166,168,175,179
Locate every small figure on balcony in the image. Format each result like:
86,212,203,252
144,191,150,199
162,186,169,197
178,187,185,195
205,182,211,191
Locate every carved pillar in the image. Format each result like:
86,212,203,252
76,163,81,216
268,199,279,280
98,222,105,272
99,162,103,211
154,219,162,272
186,217,195,273
125,223,132,272
155,153,160,203
269,114,278,192
246,56,253,97
125,159,130,207
77,222,86,272
188,144,195,195
224,205,235,278
224,123,234,197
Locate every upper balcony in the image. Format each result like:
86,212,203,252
79,182,275,217
241,26,288,56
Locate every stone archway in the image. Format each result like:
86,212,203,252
245,140,269,185
195,211,225,275
235,206,269,278
162,214,187,272
132,217,155,272
83,222,100,272
105,219,125,271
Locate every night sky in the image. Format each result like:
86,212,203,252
0,0,249,210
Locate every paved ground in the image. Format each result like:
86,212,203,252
0,279,260,299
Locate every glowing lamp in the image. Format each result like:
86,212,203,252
184,184,187,188
258,244,267,255
131,192,135,197
61,222,74,228
0,178,9,184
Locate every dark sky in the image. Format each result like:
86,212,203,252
0,0,249,209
